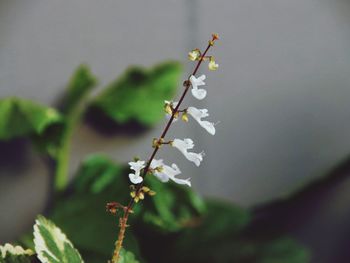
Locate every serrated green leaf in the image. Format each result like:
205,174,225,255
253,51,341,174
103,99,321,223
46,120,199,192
141,176,206,232
0,97,63,141
92,61,182,126
0,243,35,263
33,215,83,263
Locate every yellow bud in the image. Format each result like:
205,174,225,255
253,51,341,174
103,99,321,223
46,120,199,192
181,112,189,122
142,186,150,193
174,111,179,119
152,138,159,148
148,190,156,196
188,49,201,61
134,196,140,203
139,192,145,200
130,191,136,198
208,57,219,71
164,103,173,115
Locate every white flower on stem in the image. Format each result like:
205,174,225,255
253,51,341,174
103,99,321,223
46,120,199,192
190,75,207,100
187,107,216,135
128,160,145,184
150,159,191,187
171,138,204,167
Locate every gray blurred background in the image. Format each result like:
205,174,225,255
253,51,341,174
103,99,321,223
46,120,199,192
1,0,350,256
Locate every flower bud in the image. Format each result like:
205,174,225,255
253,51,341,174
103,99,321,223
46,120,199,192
181,112,189,122
141,186,150,193
208,57,219,71
188,49,201,61
148,190,156,196
164,102,173,115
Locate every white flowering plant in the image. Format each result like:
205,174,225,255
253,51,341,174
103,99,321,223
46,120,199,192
106,33,220,263
0,34,310,263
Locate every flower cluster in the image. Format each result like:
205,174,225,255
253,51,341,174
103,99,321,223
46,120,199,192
127,34,219,192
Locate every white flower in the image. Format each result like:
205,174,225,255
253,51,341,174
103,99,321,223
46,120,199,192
190,75,207,100
171,138,204,167
128,160,145,184
187,107,216,135
150,159,191,187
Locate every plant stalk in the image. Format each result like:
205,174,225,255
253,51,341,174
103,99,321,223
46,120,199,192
111,36,217,262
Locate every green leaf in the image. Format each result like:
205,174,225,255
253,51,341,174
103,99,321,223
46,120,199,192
52,65,97,190
0,243,35,263
32,65,97,159
50,154,142,262
168,199,251,260
0,97,63,141
138,199,309,263
92,61,182,126
60,64,97,115
257,238,311,263
73,154,124,194
141,176,206,232
33,215,83,263
119,248,140,263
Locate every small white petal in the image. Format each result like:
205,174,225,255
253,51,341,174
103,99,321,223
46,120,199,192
172,138,204,167
150,159,191,187
187,107,216,135
129,173,143,184
191,88,207,100
129,160,145,171
190,75,207,100
128,160,145,184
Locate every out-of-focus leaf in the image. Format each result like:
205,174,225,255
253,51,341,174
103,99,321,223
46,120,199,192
60,64,97,115
119,248,140,263
165,199,251,263
141,176,206,232
32,65,97,159
74,154,124,194
137,199,309,263
0,97,63,141
257,238,310,263
50,154,143,262
0,243,35,263
33,215,83,263
91,61,182,126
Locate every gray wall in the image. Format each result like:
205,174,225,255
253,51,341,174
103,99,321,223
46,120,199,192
1,0,350,241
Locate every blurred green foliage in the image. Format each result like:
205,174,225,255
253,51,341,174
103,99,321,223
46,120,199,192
0,64,310,263
92,61,182,125
0,97,62,141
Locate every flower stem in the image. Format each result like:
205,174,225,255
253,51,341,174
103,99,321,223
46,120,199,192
110,35,217,262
